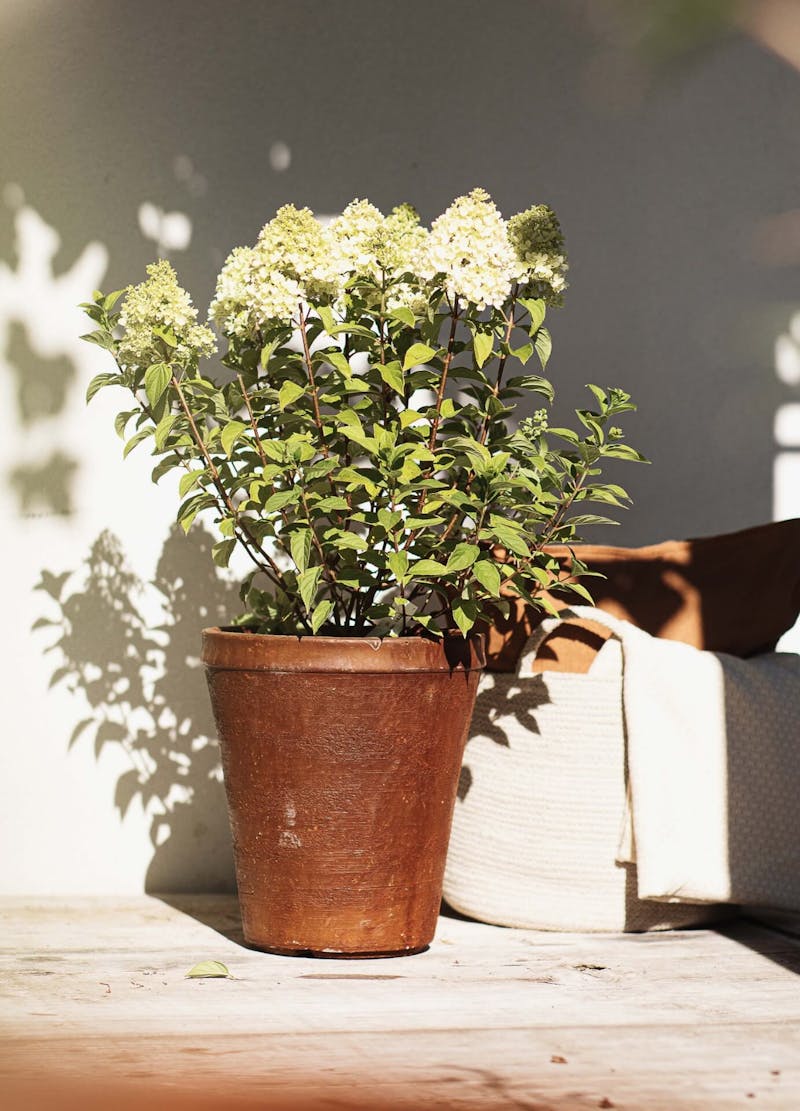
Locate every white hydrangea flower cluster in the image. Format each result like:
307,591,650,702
416,188,518,310
118,260,217,367
507,204,568,305
256,205,342,302
207,190,569,339
208,246,264,338
329,200,428,280
209,205,343,338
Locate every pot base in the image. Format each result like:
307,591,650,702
246,942,429,959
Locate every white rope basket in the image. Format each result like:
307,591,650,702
443,627,722,932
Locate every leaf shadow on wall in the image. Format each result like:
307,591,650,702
35,524,240,893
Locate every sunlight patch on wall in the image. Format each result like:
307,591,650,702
138,202,193,255
0,188,108,518
773,313,800,651
269,140,292,172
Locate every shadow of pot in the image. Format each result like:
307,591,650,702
202,628,485,958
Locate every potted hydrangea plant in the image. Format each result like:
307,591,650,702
82,188,642,956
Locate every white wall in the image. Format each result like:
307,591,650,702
3,0,800,893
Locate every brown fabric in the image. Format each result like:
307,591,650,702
485,519,800,673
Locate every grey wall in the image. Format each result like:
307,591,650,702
3,0,799,542
3,0,799,892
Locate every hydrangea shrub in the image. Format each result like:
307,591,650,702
83,188,643,637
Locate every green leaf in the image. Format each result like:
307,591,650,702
399,409,426,429
410,559,447,577
601,444,648,463
565,513,621,528
261,440,289,463
212,539,236,568
178,492,216,533
377,360,404,395
387,550,409,583
144,362,172,407
388,306,415,327
290,529,312,573
260,338,279,369
452,597,478,636
123,427,152,459
404,515,445,529
519,297,546,333
473,332,493,369
298,566,322,611
446,543,480,573
310,599,333,634
489,522,531,558
325,529,368,553
326,350,352,377
263,489,298,513
547,426,580,445
472,559,501,596
153,412,178,451
278,380,305,410
377,508,403,533
185,961,230,979
562,579,595,604
510,341,534,365
505,374,554,401
114,409,135,439
151,454,180,483
402,342,437,371
305,457,340,481
102,289,125,311
314,496,350,512
221,420,248,457
412,614,443,636
587,384,607,409
179,470,204,498
85,372,119,402
327,322,376,339
534,327,552,369
317,304,337,334
81,330,116,352
155,326,178,348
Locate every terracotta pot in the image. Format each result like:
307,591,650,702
202,629,485,957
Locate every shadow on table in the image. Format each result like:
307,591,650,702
154,892,246,946
721,915,800,977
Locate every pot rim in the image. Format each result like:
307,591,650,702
201,626,486,674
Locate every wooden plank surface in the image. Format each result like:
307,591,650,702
2,896,800,1109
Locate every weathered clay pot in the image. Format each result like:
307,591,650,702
202,629,485,957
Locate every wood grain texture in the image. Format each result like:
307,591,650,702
2,896,799,1109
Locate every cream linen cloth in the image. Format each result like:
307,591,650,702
554,607,800,909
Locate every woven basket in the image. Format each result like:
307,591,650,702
443,627,722,932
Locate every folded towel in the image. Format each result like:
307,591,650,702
553,608,800,909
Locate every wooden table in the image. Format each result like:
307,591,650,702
2,896,800,1109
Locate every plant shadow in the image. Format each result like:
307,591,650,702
35,524,241,894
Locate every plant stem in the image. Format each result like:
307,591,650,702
297,482,346,622
427,296,460,453
237,373,268,468
169,373,312,633
298,307,328,456
403,298,461,551
476,284,518,447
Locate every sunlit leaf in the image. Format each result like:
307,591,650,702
185,961,231,979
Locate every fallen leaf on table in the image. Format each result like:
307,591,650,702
185,960,231,979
